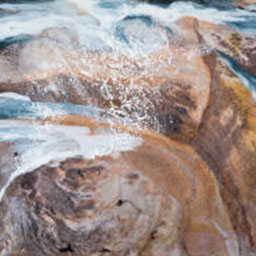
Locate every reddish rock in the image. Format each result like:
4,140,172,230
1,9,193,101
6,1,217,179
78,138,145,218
0,156,184,256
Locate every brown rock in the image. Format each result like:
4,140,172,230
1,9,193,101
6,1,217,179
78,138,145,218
169,17,256,254
0,156,184,256
233,0,256,7
191,57,256,255
0,118,236,256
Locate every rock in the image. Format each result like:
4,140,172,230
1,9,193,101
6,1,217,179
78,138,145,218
0,117,237,256
233,0,256,7
0,22,211,136
191,57,256,255
194,17,256,77
1,15,256,256
0,156,184,256
0,141,18,190
170,16,256,255
0,8,20,15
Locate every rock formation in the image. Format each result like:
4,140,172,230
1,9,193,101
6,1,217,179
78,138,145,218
234,0,256,7
0,117,238,256
0,12,256,256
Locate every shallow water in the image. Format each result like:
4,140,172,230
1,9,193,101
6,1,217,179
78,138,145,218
219,51,256,98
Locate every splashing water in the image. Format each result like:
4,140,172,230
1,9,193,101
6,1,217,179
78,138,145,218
1,0,256,46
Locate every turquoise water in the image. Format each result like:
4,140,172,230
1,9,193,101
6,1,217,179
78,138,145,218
0,95,103,120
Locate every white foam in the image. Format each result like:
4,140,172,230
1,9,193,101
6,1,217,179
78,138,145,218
67,0,256,26
0,92,31,101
